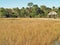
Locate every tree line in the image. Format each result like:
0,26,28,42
0,2,60,18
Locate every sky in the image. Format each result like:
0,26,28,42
0,0,60,8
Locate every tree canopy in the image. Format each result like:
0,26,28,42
0,2,60,18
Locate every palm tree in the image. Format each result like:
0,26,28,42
28,2,33,8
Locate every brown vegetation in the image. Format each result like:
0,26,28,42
0,18,60,45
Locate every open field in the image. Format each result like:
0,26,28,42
0,18,60,45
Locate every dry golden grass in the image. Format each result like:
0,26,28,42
0,18,60,45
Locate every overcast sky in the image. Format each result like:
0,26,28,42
0,0,60,8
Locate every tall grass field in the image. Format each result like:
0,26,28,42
0,18,60,45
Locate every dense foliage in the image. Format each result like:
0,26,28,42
0,2,60,18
